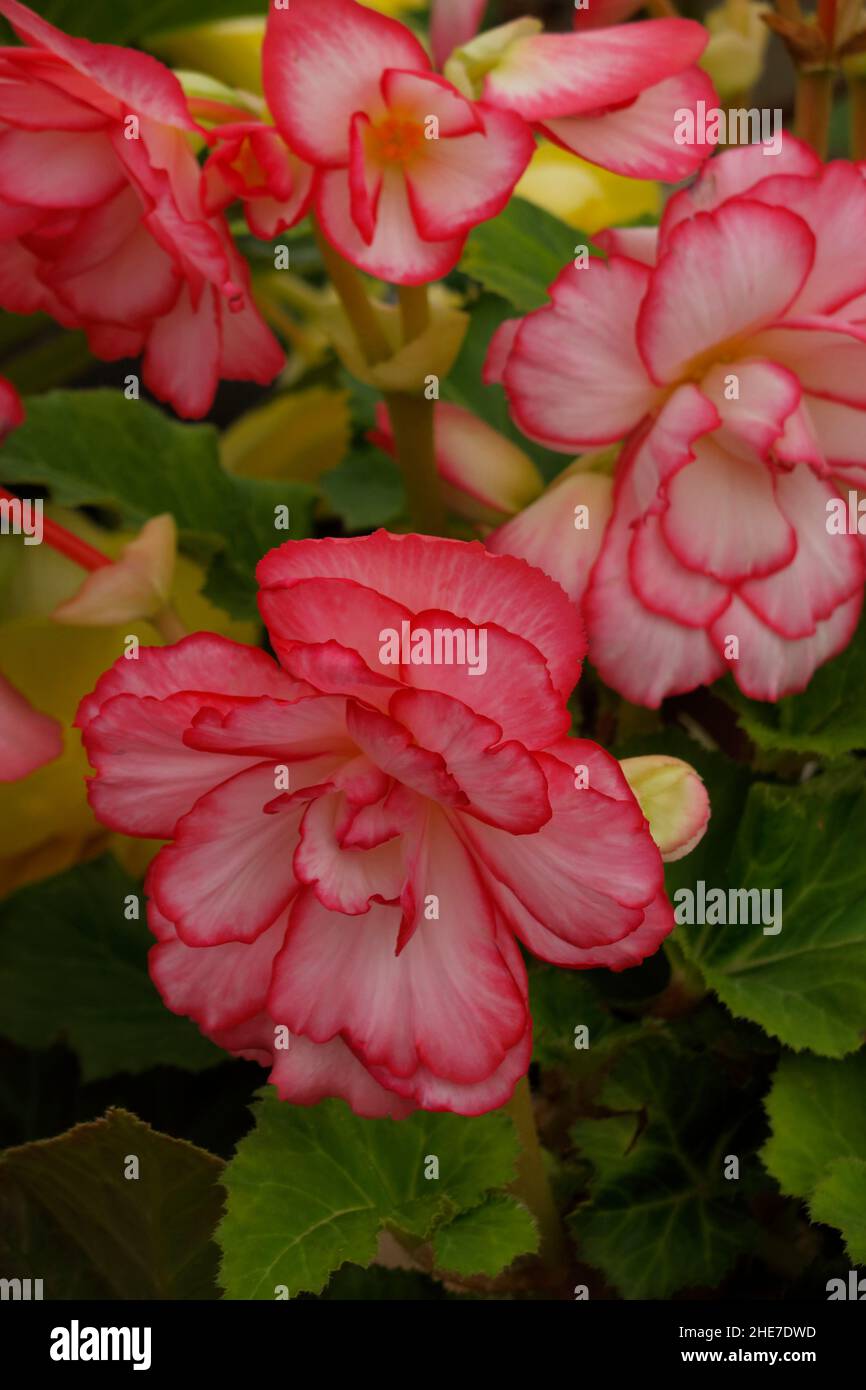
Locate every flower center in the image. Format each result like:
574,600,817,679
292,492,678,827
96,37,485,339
368,115,425,165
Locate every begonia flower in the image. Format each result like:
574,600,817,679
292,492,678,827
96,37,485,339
77,532,680,1116
202,120,315,239
262,0,536,284
439,2,716,181
490,138,866,704
0,0,283,418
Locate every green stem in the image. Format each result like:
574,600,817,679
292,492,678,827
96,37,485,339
313,229,444,533
653,938,709,1017
313,224,391,364
389,283,444,534
794,67,834,157
505,1076,569,1274
382,389,446,535
399,283,430,342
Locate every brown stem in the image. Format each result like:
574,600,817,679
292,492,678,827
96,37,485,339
848,75,866,158
794,67,834,156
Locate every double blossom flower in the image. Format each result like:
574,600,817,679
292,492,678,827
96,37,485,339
490,138,866,704
77,534,697,1115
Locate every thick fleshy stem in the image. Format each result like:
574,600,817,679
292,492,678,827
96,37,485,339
505,1076,569,1275
654,937,709,1016
313,225,446,534
794,67,835,156
313,224,392,365
386,283,445,535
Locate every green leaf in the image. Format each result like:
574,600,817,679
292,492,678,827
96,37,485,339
432,1195,537,1277
460,197,597,312
761,1052,866,1260
0,857,220,1080
530,964,641,1070
0,1108,224,1299
1,391,314,618
761,1051,866,1198
721,613,866,755
810,1158,866,1264
1,0,267,44
217,1092,520,1299
676,763,866,1057
320,451,405,531
569,1037,758,1298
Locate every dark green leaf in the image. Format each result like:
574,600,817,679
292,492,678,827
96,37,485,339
762,1051,866,1261
1,0,267,45
810,1158,866,1264
0,391,314,618
0,1108,224,1299
761,1051,866,1197
677,763,866,1057
320,451,405,531
569,1037,759,1298
530,964,641,1070
0,857,220,1079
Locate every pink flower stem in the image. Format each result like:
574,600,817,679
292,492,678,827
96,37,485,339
313,225,446,534
505,1076,569,1275
0,486,111,572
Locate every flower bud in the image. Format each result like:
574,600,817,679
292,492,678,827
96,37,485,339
619,755,710,862
701,0,771,103
53,515,177,627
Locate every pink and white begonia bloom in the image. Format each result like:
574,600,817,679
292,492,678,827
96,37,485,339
77,532,678,1116
490,138,866,705
438,4,716,181
202,120,315,240
0,0,283,418
263,0,537,284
